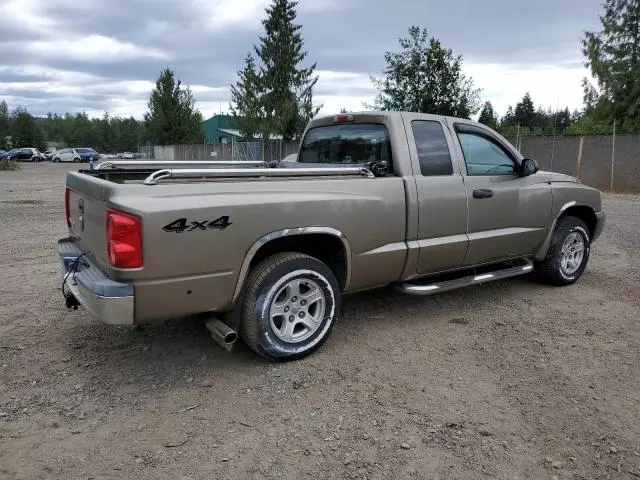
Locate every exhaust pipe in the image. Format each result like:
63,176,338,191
205,318,238,351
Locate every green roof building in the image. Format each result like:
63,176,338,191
202,114,245,144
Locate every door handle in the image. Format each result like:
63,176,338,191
473,189,494,199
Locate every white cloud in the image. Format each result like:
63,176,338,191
0,0,596,121
25,35,169,63
0,0,57,30
190,0,270,30
466,63,591,116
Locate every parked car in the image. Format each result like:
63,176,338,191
7,148,44,162
58,111,605,360
0,149,19,160
52,149,83,163
44,150,56,161
74,148,99,163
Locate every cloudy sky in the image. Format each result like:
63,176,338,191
0,0,603,120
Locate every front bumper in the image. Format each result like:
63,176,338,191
58,238,134,325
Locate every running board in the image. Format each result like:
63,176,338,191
396,259,534,296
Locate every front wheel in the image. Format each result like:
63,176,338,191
535,216,591,286
240,252,340,360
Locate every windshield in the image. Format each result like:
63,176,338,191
299,123,392,169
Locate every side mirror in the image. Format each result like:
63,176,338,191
520,158,539,176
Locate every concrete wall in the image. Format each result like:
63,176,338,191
513,135,640,193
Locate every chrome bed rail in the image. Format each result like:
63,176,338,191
96,160,267,170
142,167,375,185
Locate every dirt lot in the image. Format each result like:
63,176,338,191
0,162,638,480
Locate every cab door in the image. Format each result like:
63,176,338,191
403,114,469,274
448,121,552,266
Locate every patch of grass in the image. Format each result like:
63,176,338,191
0,160,20,171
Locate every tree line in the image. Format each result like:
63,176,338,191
0,67,203,152
2,0,639,153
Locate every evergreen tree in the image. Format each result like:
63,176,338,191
231,0,320,141
0,101,10,149
514,92,537,127
371,26,480,118
582,0,640,128
501,106,516,127
11,108,46,150
230,54,263,139
478,101,498,129
145,68,204,144
257,0,319,141
556,107,573,132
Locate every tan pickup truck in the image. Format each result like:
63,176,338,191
58,111,605,360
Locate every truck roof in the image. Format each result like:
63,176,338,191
309,110,479,128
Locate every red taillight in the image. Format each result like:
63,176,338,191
65,188,71,228
106,209,143,269
334,114,354,123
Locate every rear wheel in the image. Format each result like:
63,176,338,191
535,216,591,286
240,252,340,360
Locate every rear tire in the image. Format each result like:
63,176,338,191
240,252,340,360
535,216,591,286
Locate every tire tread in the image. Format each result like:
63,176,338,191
535,216,590,286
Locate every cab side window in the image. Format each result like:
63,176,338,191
411,120,453,176
457,132,515,176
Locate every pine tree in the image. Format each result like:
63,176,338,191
514,92,536,128
257,0,319,141
501,106,516,127
231,0,320,142
478,101,497,129
230,54,263,139
0,101,10,149
556,107,573,132
11,108,46,150
582,0,640,128
145,68,203,145
371,26,481,118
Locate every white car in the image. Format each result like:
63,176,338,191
52,148,82,163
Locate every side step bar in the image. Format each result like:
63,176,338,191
396,259,534,296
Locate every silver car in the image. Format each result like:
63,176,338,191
52,149,82,163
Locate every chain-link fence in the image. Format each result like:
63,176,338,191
148,140,299,162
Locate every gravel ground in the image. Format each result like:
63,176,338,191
0,163,639,480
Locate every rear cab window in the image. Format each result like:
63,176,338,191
411,120,453,176
299,124,392,172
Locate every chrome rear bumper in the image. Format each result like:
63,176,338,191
58,238,134,325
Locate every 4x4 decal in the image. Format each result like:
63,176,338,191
162,216,232,233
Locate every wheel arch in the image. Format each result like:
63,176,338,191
535,201,598,260
232,227,352,305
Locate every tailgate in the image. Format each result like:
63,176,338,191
66,172,111,270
